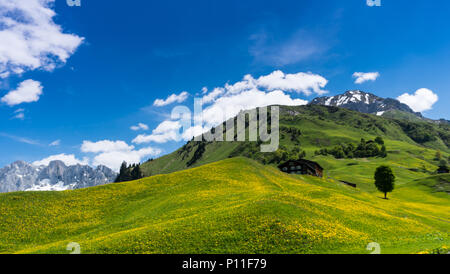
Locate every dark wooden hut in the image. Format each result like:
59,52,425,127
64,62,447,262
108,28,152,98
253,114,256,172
278,159,324,177
437,165,449,174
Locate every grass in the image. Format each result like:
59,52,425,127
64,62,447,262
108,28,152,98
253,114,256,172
1,105,448,254
0,158,448,254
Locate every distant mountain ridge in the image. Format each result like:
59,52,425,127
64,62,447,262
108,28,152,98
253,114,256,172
0,160,116,193
309,90,422,117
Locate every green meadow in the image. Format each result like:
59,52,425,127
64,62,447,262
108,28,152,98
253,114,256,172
0,158,448,254
0,105,448,254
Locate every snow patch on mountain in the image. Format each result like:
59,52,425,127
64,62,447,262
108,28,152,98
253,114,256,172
26,180,75,192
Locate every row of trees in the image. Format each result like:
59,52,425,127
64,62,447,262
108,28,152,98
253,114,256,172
315,138,387,159
229,141,307,165
115,162,144,183
262,146,306,164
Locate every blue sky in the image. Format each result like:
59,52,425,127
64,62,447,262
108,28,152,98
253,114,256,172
0,0,449,169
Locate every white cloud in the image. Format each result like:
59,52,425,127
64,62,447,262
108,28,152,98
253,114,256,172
92,147,161,172
397,88,438,112
199,70,323,112
12,108,25,120
153,120,182,134
49,139,60,146
200,70,327,105
33,154,89,167
153,91,189,107
133,131,178,144
181,125,209,141
1,79,43,106
132,121,182,144
0,0,84,78
130,123,149,131
81,139,162,171
13,112,24,120
353,72,380,84
202,87,225,104
81,140,134,153
200,89,308,127
256,71,328,96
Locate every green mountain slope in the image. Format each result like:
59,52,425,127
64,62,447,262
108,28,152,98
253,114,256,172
141,105,450,178
0,158,448,254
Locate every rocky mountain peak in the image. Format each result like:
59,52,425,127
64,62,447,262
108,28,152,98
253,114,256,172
10,160,33,169
309,90,422,117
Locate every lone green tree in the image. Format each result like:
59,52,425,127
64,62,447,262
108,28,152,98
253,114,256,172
374,165,395,199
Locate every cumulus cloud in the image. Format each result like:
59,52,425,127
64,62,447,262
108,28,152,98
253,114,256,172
152,120,182,134
81,140,134,153
181,125,209,141
397,88,438,112
130,123,149,131
133,121,182,144
91,147,161,172
200,70,327,104
0,0,84,78
153,91,189,107
202,87,224,104
81,139,162,171
200,89,308,127
353,72,380,84
33,154,89,167
134,70,319,144
1,79,43,106
256,71,328,95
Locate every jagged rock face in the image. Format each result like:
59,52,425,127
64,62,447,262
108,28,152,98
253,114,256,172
0,160,117,193
310,90,422,117
0,161,40,193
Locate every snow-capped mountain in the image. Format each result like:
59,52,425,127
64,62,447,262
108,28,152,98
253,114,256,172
0,160,117,193
310,90,422,117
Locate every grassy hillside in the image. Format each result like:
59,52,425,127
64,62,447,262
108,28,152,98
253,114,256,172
141,105,450,177
0,158,448,254
1,105,448,254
